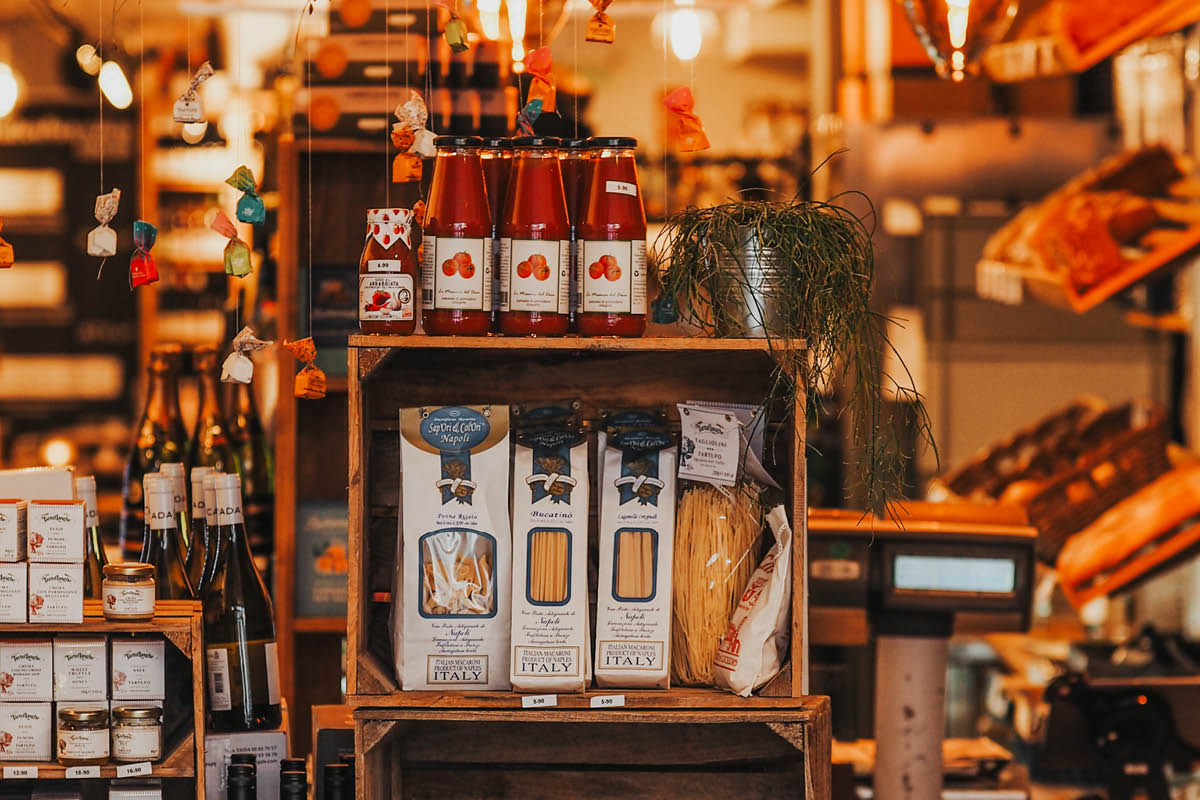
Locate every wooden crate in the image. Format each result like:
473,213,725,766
0,599,206,795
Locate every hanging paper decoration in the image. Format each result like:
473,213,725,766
283,337,327,399
444,13,470,53
226,165,266,225
516,99,543,135
391,90,436,183
586,0,615,43
173,61,214,123
87,189,121,258
663,87,710,153
221,326,274,385
0,218,13,269
129,221,159,288
211,210,253,277
523,48,556,113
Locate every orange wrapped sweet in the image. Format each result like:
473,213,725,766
586,0,615,43
283,337,318,363
664,87,710,153
283,337,326,399
523,48,556,114
0,218,12,269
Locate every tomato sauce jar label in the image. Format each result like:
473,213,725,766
360,269,415,322
500,238,570,313
421,236,492,311
579,239,647,314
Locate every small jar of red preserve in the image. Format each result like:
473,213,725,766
576,137,648,337
421,135,494,336
359,208,419,334
498,137,570,336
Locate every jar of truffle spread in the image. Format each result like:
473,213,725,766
111,706,163,762
103,563,156,621
58,707,110,766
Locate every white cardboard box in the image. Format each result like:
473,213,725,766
111,639,165,700
27,500,85,563
54,638,107,701
28,563,83,624
0,640,52,702
0,702,52,760
0,467,74,504
0,564,25,624
107,784,162,799
204,729,288,800
0,501,26,562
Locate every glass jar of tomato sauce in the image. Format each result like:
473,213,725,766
498,137,570,336
576,137,647,337
560,138,591,329
421,135,493,336
481,138,513,327
359,207,419,334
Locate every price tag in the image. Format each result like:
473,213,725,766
66,766,101,779
605,180,638,197
116,762,153,778
590,694,626,708
2,767,36,779
521,694,557,709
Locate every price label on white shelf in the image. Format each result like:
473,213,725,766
2,767,36,779
66,766,100,779
116,762,153,778
590,694,626,708
521,694,557,709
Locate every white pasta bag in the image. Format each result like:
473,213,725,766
713,504,792,696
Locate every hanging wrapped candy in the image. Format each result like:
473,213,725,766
226,165,266,225
516,99,543,136
87,189,121,258
211,210,253,277
586,0,615,43
283,337,327,399
444,12,470,53
172,61,214,124
221,326,274,385
391,90,436,183
523,48,556,113
663,87,710,153
0,218,13,269
129,220,159,288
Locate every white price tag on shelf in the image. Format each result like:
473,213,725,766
66,766,100,779
3,766,36,779
116,762,153,778
590,694,626,708
521,694,557,709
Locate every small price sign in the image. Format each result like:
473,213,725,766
590,694,626,708
521,694,557,709
66,766,101,778
2,767,37,779
116,762,153,778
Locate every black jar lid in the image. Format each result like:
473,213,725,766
433,135,484,148
587,136,638,149
511,136,562,148
481,137,515,149
562,137,590,149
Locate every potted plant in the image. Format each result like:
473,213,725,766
656,193,935,516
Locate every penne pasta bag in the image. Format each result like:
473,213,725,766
509,402,590,692
396,405,512,690
595,411,677,689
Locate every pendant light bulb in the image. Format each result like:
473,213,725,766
98,61,133,110
76,45,102,76
0,64,17,119
182,121,208,144
508,0,527,63
670,8,703,61
479,0,502,40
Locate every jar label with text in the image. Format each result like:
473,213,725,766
103,584,155,618
360,269,415,323
500,238,570,313
111,726,161,761
579,240,647,314
421,236,491,311
59,728,109,760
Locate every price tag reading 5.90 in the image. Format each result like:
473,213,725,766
590,694,626,708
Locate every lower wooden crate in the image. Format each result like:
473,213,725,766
354,694,831,800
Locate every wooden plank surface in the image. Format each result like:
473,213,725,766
348,334,799,352
352,689,827,714
0,600,199,634
396,767,806,799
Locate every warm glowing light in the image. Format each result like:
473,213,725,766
951,50,965,70
0,64,16,118
508,0,527,62
182,121,208,144
98,61,132,110
479,0,502,39
75,45,102,76
947,0,970,49
951,69,965,82
41,438,73,468
670,8,703,61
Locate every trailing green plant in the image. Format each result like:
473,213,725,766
655,192,936,518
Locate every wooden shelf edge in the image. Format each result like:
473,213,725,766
0,731,195,779
348,688,829,713
347,334,804,353
0,601,203,634
293,617,348,634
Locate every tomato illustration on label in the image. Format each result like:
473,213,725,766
442,259,457,276
530,253,550,281
602,254,621,281
517,260,532,279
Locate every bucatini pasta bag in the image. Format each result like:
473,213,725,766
509,403,590,692
713,504,792,696
396,405,512,690
595,411,677,689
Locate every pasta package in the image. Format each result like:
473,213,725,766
595,411,677,689
397,405,512,690
509,403,590,693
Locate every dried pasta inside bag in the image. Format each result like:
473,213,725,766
421,530,494,615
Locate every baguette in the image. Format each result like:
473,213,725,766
1057,464,1200,586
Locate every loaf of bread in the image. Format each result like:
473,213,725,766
1056,464,1200,586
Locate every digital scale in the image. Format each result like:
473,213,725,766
809,503,1038,800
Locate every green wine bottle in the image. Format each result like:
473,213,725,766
139,473,194,600
190,345,240,474
74,475,108,600
187,466,215,593
198,471,222,596
159,462,191,554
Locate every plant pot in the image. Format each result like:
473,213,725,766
712,228,786,338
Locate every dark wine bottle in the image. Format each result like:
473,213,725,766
74,475,109,600
204,473,282,732
120,344,188,561
324,763,351,800
187,466,215,593
139,473,195,600
280,758,305,774
160,461,191,555
191,344,240,473
231,751,257,776
226,380,274,578
279,770,307,800
228,762,257,800
197,471,222,596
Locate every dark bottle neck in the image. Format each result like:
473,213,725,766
197,371,224,421
143,369,179,426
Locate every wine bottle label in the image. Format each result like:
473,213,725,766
421,235,491,311
499,238,570,313
206,639,281,713
206,647,232,711
215,485,243,526
359,272,415,322
579,239,647,314
144,491,175,531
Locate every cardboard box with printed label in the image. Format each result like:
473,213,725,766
0,702,52,761
54,638,107,701
0,501,26,562
28,563,83,624
110,639,165,700
0,640,52,702
205,729,288,800
0,564,25,624
27,500,84,563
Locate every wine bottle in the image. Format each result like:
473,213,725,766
228,763,257,800
159,461,191,554
74,475,109,600
120,344,188,561
231,751,257,777
198,471,222,596
187,466,215,593
280,758,305,774
204,473,282,732
139,473,195,600
226,380,274,579
190,344,239,473
279,770,307,800
324,763,351,800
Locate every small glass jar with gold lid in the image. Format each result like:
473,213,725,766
102,563,156,621
57,707,110,766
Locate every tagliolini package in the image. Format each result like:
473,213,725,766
509,403,590,693
595,411,678,688
397,405,512,690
